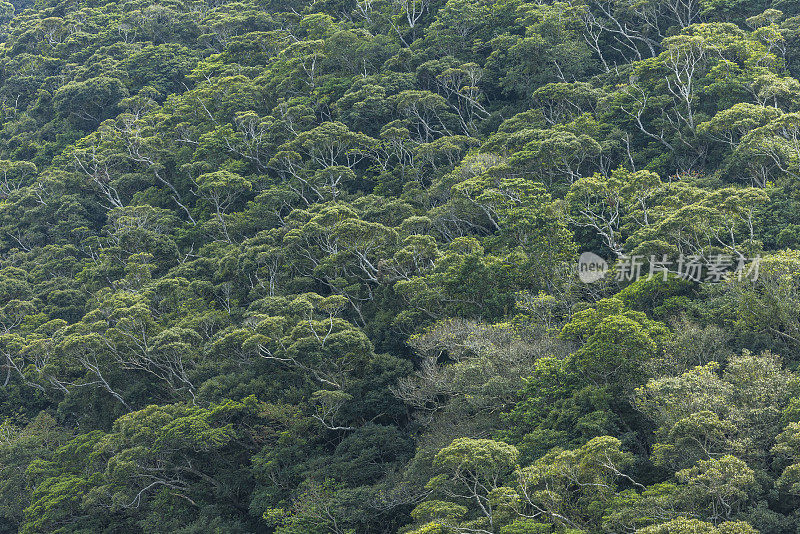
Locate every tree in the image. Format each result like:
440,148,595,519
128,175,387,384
196,170,253,242
407,437,520,532
561,297,669,390
516,436,635,530
639,517,758,533
53,76,129,129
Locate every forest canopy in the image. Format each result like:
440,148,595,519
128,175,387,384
0,0,799,532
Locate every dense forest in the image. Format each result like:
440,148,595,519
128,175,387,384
1,0,800,531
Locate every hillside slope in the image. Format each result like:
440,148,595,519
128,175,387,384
0,0,800,532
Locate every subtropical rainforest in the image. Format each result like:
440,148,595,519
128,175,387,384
1,0,800,531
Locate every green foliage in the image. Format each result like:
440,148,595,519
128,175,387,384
0,0,798,531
